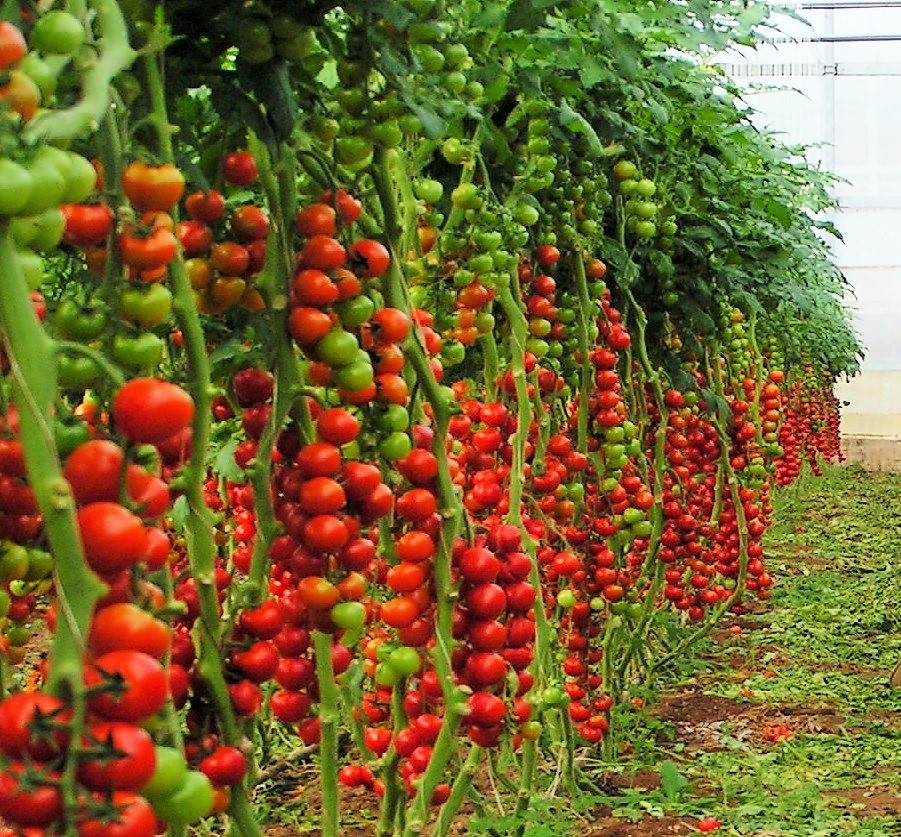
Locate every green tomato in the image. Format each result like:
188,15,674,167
111,332,165,371
11,209,66,252
56,353,100,390
316,330,359,367
0,159,35,216
442,71,467,94
511,202,539,226
16,248,44,290
589,597,605,611
443,43,469,69
30,10,84,54
440,340,466,367
441,138,470,165
61,152,98,203
369,120,403,149
413,44,444,73
19,147,70,214
0,590,9,619
330,601,366,632
55,298,109,341
23,549,53,582
378,404,410,433
386,646,420,677
335,295,375,329
557,589,577,608
540,686,567,708
635,178,657,198
0,542,30,583
332,360,374,392
335,136,373,167
622,507,645,526
378,431,412,461
150,770,214,825
414,178,444,204
18,52,58,99
119,283,173,328
53,419,90,458
141,746,189,801
451,183,482,210
612,160,638,180
374,662,401,688
310,115,340,144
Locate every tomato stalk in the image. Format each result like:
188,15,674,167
139,44,262,837
572,254,595,452
434,746,482,837
375,682,408,837
312,629,341,836
0,231,107,833
373,146,469,837
23,0,136,143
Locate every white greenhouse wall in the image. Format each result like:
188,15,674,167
719,2,901,462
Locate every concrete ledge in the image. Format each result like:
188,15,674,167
841,436,901,471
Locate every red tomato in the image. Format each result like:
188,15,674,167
88,603,171,658
112,378,195,445
199,746,248,786
86,651,168,722
295,203,337,237
348,239,390,278
77,791,157,837
222,151,257,186
185,189,226,223
77,502,148,574
0,693,66,760
0,763,62,827
76,723,156,791
61,203,114,247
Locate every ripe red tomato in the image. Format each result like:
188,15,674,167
185,189,226,223
118,226,178,270
77,502,148,574
222,151,258,186
61,203,114,247
0,763,63,827
199,746,248,786
231,205,269,241
316,407,360,445
112,378,195,445
0,693,66,760
176,220,213,256
298,235,346,270
86,650,168,722
88,603,171,657
77,791,157,837
295,203,337,237
76,722,156,791
348,239,390,278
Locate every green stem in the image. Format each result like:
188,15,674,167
24,0,136,143
0,231,106,835
141,44,262,837
434,747,483,837
313,630,340,837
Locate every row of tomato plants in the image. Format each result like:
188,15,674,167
0,3,848,836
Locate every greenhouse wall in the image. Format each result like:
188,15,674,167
721,1,901,468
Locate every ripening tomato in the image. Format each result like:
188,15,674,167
118,226,178,270
0,22,27,71
231,205,269,241
121,162,185,212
